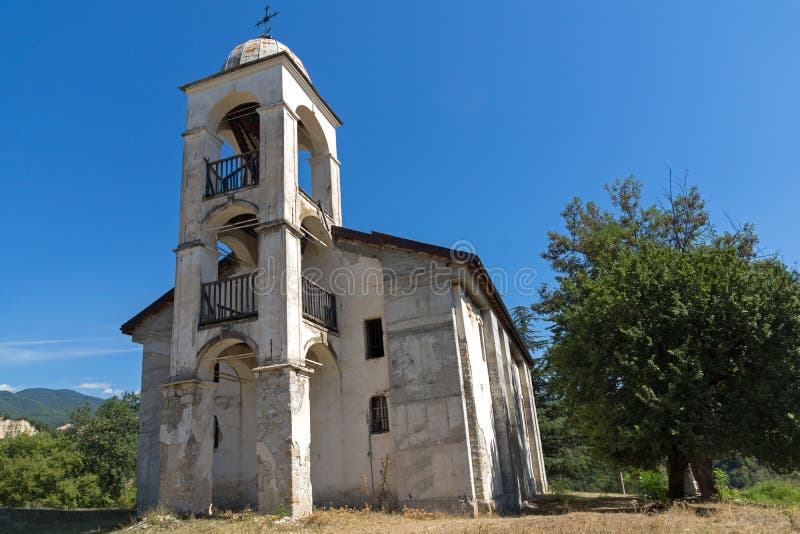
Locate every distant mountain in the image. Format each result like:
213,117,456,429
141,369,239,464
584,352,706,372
0,388,105,427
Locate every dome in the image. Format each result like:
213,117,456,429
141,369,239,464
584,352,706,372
221,37,309,80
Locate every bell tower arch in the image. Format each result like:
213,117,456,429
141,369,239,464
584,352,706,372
159,35,342,518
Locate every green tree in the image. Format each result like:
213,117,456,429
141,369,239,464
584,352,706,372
537,177,800,500
513,306,624,493
67,392,139,503
0,432,107,508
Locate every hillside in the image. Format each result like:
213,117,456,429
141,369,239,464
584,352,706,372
0,388,104,427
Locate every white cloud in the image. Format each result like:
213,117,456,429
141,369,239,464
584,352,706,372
102,388,125,396
0,384,16,392
0,338,139,365
77,382,111,390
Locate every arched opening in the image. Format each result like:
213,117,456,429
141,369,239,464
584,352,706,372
298,147,312,195
300,217,338,330
198,338,258,510
200,207,260,326
217,103,260,155
206,100,261,197
307,343,343,506
295,106,333,212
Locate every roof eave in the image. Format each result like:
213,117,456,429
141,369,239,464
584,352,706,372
178,51,343,127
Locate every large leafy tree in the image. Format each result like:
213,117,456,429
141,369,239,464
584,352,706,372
537,177,800,499
67,392,139,503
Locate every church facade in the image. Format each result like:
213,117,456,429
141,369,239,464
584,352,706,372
121,35,546,518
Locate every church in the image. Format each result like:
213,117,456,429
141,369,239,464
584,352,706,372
121,30,547,518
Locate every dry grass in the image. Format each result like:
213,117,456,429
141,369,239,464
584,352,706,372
115,495,800,534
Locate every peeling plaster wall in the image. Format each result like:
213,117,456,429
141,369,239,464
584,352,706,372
456,293,502,510
378,249,475,514
131,304,173,512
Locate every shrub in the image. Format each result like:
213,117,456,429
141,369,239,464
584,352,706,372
740,480,800,506
713,468,740,501
636,470,668,504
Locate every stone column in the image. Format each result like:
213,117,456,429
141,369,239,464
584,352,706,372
309,153,342,226
520,361,548,494
252,363,313,517
170,127,221,380
170,242,217,379
178,128,223,242
257,102,298,223
158,380,217,515
255,223,302,365
481,312,521,511
451,284,491,514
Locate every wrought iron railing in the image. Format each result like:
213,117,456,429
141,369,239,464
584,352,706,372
199,273,258,325
302,276,337,330
205,151,259,197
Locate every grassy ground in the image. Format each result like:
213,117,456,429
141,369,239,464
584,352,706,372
2,494,798,533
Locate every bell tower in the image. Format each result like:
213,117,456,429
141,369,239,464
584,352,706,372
159,33,342,517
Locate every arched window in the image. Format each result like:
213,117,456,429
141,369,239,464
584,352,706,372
213,415,220,450
370,395,389,434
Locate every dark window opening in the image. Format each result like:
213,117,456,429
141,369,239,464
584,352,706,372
370,395,389,434
213,415,220,450
365,318,385,359
213,362,220,383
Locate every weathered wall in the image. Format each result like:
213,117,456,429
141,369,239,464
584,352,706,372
379,249,475,514
454,289,503,511
131,304,173,512
300,238,396,507
481,312,522,511
212,361,257,509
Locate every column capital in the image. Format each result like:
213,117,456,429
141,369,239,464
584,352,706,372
257,101,299,121
173,240,218,257
256,218,303,239
182,127,223,144
252,362,314,378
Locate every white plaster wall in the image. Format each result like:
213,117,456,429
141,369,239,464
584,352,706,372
308,348,343,504
298,239,397,507
131,304,173,512
212,361,257,509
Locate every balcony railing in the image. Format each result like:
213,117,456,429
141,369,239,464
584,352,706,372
205,151,259,197
199,273,258,326
302,276,337,330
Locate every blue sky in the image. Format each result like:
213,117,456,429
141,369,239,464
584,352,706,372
1,1,799,397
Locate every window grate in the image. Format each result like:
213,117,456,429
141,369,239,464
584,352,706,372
365,318,385,359
370,395,389,434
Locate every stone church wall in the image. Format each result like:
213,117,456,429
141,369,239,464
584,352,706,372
379,249,475,513
131,304,173,512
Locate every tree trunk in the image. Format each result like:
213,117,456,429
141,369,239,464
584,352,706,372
690,452,717,501
666,447,690,500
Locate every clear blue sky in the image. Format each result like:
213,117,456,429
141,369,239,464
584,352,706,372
1,1,799,398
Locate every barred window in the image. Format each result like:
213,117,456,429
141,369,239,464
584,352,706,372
365,318,385,359
370,395,389,434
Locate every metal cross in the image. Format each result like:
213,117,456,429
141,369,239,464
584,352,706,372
256,3,279,37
